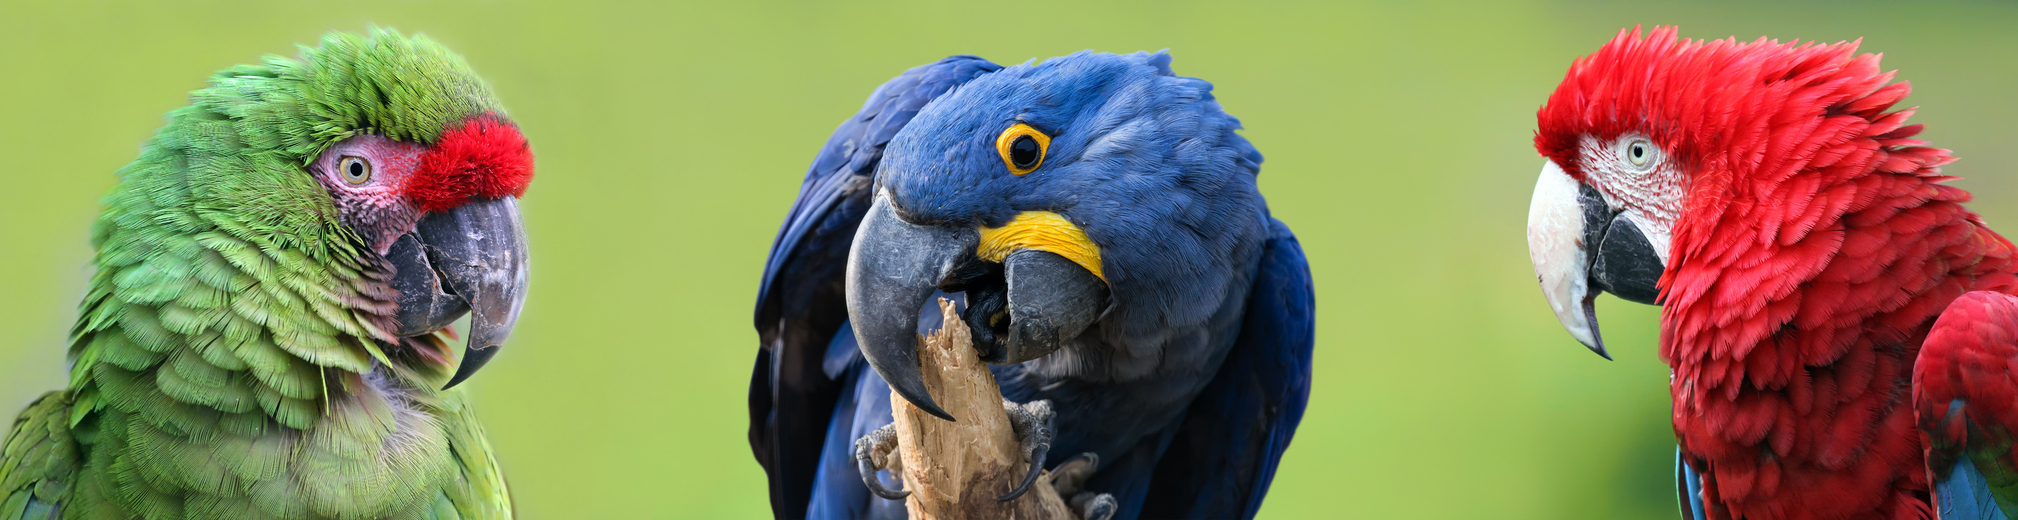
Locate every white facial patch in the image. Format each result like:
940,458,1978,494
1576,133,1682,265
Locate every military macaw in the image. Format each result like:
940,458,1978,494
750,52,1315,520
0,29,532,520
1525,26,2018,519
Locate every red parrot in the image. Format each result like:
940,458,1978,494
1526,26,2018,519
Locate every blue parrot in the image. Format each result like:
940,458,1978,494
750,51,1314,520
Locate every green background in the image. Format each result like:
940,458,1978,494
4,1,2017,518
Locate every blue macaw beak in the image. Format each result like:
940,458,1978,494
845,192,1108,421
1526,160,1664,360
385,196,531,389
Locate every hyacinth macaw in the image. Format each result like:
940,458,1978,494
1526,26,2018,519
750,52,1314,520
0,29,533,519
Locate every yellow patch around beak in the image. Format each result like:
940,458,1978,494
977,211,1106,283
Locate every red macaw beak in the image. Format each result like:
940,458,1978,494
1526,160,1666,359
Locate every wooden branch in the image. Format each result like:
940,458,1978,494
888,298,1077,520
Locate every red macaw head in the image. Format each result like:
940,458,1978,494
1526,26,1954,359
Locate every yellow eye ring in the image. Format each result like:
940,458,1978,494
995,123,1050,175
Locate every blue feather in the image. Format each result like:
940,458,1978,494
1933,400,2011,520
1937,455,2009,520
754,56,1002,320
1678,448,1707,520
1138,218,1313,519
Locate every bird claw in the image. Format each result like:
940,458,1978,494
853,424,910,500
1071,492,1118,520
1048,452,1099,497
997,399,1056,502
1049,452,1115,520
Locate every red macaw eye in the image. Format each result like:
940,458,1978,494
1627,140,1651,167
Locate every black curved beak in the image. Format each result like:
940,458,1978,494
845,194,1108,421
1527,161,1664,359
386,196,531,389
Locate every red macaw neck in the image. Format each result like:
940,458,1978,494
1659,143,2018,517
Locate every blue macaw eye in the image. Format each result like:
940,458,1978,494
1010,136,1040,169
995,123,1051,175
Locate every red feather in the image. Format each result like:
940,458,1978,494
1537,27,2018,519
406,115,535,213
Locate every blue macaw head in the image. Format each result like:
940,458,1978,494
846,51,1268,419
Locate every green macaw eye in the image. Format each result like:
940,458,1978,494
340,156,373,184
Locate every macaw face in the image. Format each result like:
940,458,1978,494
308,117,535,388
848,51,1259,419
1528,127,1685,358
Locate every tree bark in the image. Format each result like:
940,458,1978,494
888,298,1076,520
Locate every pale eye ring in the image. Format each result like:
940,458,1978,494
338,156,372,184
1624,139,1654,168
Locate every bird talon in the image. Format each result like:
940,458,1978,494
853,424,910,500
1049,452,1099,498
997,399,1056,501
1072,492,1118,520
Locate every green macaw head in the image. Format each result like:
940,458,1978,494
77,28,535,395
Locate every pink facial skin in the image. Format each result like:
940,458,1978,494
308,135,430,254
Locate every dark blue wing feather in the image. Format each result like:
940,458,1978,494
1138,217,1314,520
754,56,1001,317
749,56,1000,520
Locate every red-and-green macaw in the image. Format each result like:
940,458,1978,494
0,29,533,519
1527,26,2018,519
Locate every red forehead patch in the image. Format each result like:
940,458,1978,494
407,115,535,213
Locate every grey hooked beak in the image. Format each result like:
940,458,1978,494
386,196,531,389
845,194,1108,421
1527,160,1665,359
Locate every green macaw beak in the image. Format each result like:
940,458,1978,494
386,196,531,389
845,193,1107,421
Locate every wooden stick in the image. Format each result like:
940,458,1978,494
889,298,1076,520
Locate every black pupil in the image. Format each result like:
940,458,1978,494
348,161,364,177
1631,145,1644,159
1010,135,1040,169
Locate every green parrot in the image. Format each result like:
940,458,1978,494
0,29,534,520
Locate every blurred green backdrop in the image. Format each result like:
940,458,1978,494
4,1,2017,518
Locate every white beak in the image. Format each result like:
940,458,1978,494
1527,160,1608,358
